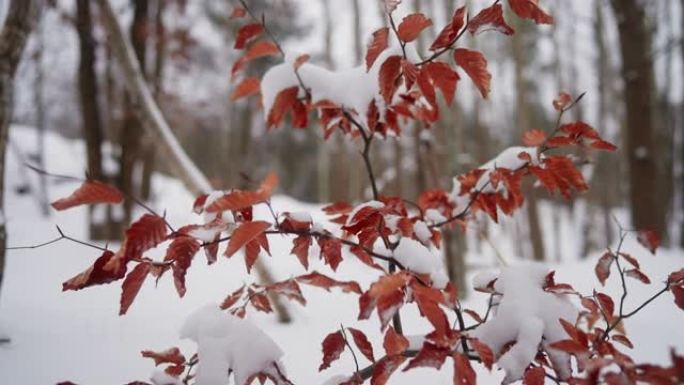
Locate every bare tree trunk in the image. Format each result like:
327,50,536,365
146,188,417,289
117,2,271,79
94,0,289,322
0,0,42,308
610,0,665,237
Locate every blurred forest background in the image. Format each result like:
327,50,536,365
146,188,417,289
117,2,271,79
1,0,682,290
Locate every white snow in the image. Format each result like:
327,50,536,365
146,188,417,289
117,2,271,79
471,264,578,383
424,209,446,224
150,369,183,385
393,238,449,289
412,221,432,245
180,304,284,385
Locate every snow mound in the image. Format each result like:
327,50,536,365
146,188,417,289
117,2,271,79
180,304,285,385
471,263,577,384
393,237,449,289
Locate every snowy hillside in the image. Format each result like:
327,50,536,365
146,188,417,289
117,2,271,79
0,126,682,384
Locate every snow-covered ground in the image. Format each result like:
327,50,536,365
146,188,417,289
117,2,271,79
0,126,682,384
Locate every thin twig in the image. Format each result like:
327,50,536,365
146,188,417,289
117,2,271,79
340,325,361,375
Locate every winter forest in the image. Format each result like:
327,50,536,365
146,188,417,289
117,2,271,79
0,0,683,384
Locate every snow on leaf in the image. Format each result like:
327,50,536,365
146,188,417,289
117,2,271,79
553,92,572,111
366,27,390,71
141,347,186,367
234,23,264,50
266,86,300,129
296,272,362,294
453,353,476,385
230,77,261,101
454,48,491,98
224,220,271,259
383,326,409,356
319,331,346,371
248,289,273,313
51,180,124,211
383,0,402,14
119,262,151,315
347,328,375,362
165,236,201,297
595,252,614,286
467,4,514,36
404,343,449,372
267,279,306,306
62,250,126,291
220,285,246,310
508,0,553,25
522,366,545,385
371,355,406,385
397,13,433,42
637,230,660,255
522,129,547,147
123,214,168,262
625,269,651,284
430,6,465,50
379,55,403,104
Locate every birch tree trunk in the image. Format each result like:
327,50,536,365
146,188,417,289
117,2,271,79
0,0,42,305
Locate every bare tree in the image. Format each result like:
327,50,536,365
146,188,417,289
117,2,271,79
0,0,42,312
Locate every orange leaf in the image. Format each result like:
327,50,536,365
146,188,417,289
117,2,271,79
509,0,553,24
141,347,186,367
430,6,465,51
454,48,491,98
383,326,409,356
468,4,514,35
319,331,345,371
229,6,246,20
51,180,123,211
379,55,403,104
294,54,310,70
397,13,433,42
267,86,299,129
230,77,261,101
366,27,390,71
119,262,151,315
234,23,263,49
522,129,547,146
245,41,280,60
224,221,271,258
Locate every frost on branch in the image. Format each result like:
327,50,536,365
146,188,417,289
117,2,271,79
180,304,287,385
471,264,578,384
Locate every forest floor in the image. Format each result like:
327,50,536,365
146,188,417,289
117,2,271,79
1,126,682,385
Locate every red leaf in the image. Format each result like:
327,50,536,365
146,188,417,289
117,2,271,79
508,0,554,25
206,174,278,213
383,326,409,356
165,236,200,298
453,353,476,385
51,180,124,211
348,328,375,362
294,54,310,70
417,67,436,107
669,269,684,284
234,23,263,49
62,250,126,291
224,221,271,258
553,92,572,111
403,342,449,371
120,262,151,315
523,367,546,385
467,4,514,35
595,292,615,317
266,86,300,129
249,290,272,313
230,77,261,101
296,272,362,294
430,6,466,50
319,331,345,371
141,347,185,367
590,139,617,152
377,290,405,330
595,252,614,286
470,339,494,370
267,279,306,306
366,27,390,71
637,230,660,255
229,6,246,20
625,269,651,284
220,285,246,310
612,334,634,349
620,252,640,269
425,62,459,105
379,55,403,104
454,48,491,98
290,235,312,269
371,355,406,385
124,214,168,262
397,13,433,42
522,129,547,146
413,285,450,337
318,237,343,271
672,286,684,311
463,309,483,323
245,41,280,60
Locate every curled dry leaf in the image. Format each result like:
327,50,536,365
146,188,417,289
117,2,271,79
467,4,514,36
51,180,124,211
454,48,491,98
397,13,433,42
319,331,345,371
366,28,389,71
430,6,466,50
508,0,553,25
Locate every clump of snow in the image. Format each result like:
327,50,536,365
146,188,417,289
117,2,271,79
392,238,448,289
287,211,312,223
150,368,183,385
202,191,235,224
180,304,285,385
412,220,432,245
471,264,577,384
424,209,446,224
472,271,498,292
321,375,351,385
261,46,420,129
